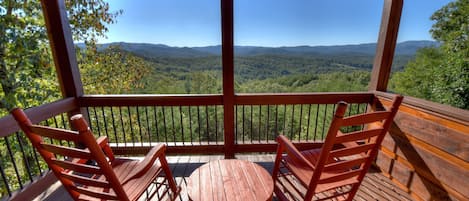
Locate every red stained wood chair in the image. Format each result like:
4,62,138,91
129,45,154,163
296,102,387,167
11,108,180,201
272,95,403,201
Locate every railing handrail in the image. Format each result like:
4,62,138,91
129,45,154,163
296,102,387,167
79,94,223,107
1,92,468,200
0,97,78,137
79,92,374,107
374,91,469,126
236,92,373,105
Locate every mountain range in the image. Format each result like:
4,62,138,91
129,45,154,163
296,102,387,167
95,40,439,58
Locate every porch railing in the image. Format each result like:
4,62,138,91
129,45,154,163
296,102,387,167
0,92,374,200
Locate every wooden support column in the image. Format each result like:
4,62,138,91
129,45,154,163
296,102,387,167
221,0,235,159
369,0,403,91
41,0,86,116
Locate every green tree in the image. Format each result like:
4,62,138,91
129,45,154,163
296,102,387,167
78,46,150,94
429,0,469,109
390,47,443,99
0,0,151,196
0,0,121,115
390,0,469,109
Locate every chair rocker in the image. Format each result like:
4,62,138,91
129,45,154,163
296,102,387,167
272,95,403,201
11,108,181,201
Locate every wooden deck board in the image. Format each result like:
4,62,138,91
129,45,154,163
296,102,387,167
35,154,414,201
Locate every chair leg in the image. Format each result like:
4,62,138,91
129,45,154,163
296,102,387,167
159,155,181,200
272,143,284,183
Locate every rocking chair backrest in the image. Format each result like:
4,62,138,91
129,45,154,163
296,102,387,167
305,95,403,200
11,108,129,200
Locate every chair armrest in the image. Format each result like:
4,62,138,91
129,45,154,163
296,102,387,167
276,135,315,169
96,136,115,161
121,143,166,185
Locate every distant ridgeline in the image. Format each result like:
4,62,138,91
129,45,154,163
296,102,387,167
76,40,439,93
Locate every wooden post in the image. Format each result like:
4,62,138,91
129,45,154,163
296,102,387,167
369,0,403,92
40,0,87,116
221,0,235,159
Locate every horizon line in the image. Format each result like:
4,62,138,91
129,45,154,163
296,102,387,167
91,39,437,48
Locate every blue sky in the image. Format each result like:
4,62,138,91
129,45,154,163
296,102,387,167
98,0,454,47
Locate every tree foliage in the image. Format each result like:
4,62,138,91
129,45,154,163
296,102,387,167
77,46,150,94
390,0,469,109
0,0,122,115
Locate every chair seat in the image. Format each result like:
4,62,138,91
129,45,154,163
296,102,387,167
78,158,163,201
11,108,180,201
283,148,359,193
273,95,403,201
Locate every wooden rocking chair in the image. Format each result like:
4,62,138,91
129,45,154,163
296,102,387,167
11,108,180,201
272,95,402,201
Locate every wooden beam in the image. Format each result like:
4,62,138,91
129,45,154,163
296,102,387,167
221,0,235,159
369,0,403,91
41,0,83,99
40,0,90,129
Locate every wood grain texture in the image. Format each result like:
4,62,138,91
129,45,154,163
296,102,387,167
375,94,469,201
187,159,273,201
40,0,84,116
369,0,403,91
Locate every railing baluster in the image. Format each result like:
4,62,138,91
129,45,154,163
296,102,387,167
4,137,23,189
188,106,193,145
15,133,33,182
275,105,279,136
314,104,320,141
136,106,143,146
283,104,287,135
242,105,245,143
299,104,303,141
110,107,119,145
266,105,270,143
179,106,184,145
101,107,109,140
127,106,135,146
162,107,168,144
59,114,71,147
306,104,312,141
215,106,218,143
144,107,151,145
93,107,101,136
86,108,93,131
235,106,238,143
197,106,201,144
360,103,367,130
290,105,295,139
153,106,160,143
321,104,328,139
205,106,209,144
30,140,43,175
52,117,64,147
0,151,12,196
174,106,181,145
250,105,254,143
119,107,127,147
60,113,69,130
171,107,176,145
258,105,262,143
42,121,53,145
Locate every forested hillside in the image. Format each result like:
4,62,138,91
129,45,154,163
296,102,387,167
96,41,437,94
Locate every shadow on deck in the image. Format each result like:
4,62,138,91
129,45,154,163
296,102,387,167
34,154,414,201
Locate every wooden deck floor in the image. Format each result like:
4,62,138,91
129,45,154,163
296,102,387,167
34,154,414,201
